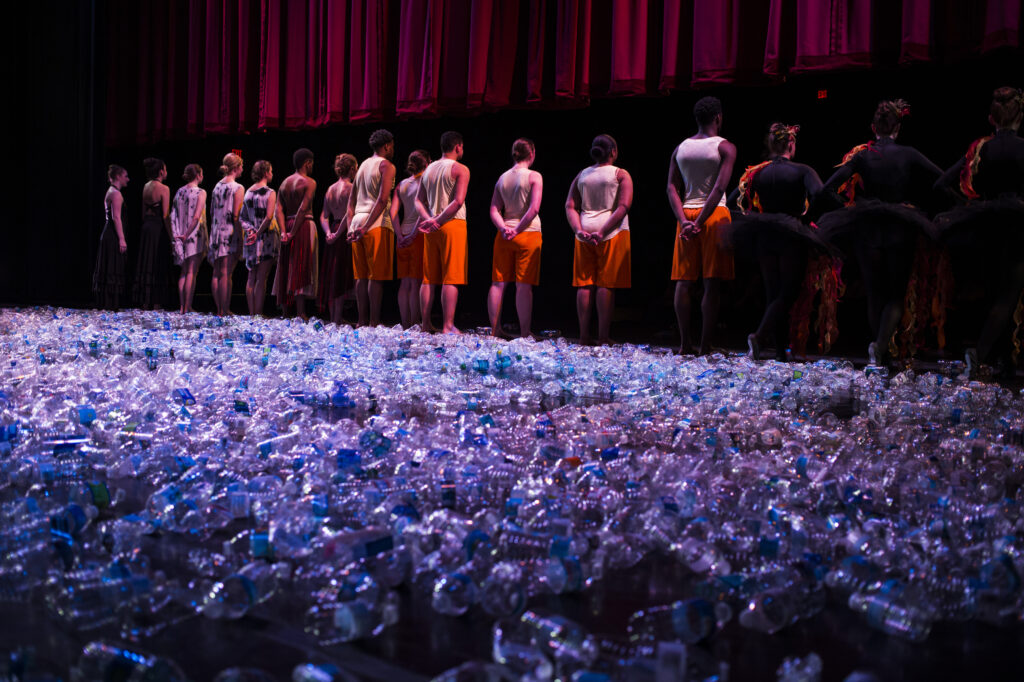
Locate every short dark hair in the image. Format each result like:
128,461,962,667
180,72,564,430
182,164,203,183
512,138,535,163
369,129,394,151
589,134,617,164
873,99,910,136
143,158,165,181
406,150,431,176
293,148,314,171
108,164,126,182
990,87,1023,128
440,131,464,153
694,96,722,126
251,160,272,181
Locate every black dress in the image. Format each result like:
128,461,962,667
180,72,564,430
820,138,943,363
93,189,126,310
935,128,1024,364
133,196,171,308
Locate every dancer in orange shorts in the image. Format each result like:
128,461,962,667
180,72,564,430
565,134,633,345
667,96,737,354
488,138,543,339
348,130,397,327
415,131,470,334
390,149,431,328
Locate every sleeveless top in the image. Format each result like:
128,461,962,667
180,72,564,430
143,186,163,218
351,155,392,232
104,189,120,224
212,180,242,231
170,185,206,239
496,167,541,233
241,186,274,232
397,175,422,240
675,136,728,209
578,165,629,241
421,158,467,221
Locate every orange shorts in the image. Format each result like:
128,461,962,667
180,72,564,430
352,227,395,281
573,230,631,288
396,232,425,280
423,219,468,285
492,231,542,285
672,206,734,281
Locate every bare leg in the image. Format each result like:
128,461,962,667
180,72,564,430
398,279,412,328
596,287,614,345
515,283,533,338
296,295,309,321
368,280,384,326
674,280,695,353
441,284,459,333
330,298,344,326
700,278,722,355
187,256,202,313
246,268,257,315
487,281,508,337
178,262,188,314
355,279,369,326
577,286,594,345
253,259,274,317
405,278,421,329
420,283,437,332
211,259,222,314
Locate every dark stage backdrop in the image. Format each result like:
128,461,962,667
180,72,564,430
104,0,1023,145
14,1,1024,357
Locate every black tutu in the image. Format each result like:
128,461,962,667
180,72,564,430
726,210,839,257
816,199,940,250
92,222,125,309
934,197,1024,246
133,214,171,308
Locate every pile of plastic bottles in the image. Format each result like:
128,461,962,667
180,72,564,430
1,308,1022,681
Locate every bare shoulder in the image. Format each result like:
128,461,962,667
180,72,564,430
718,138,737,155
616,167,633,181
529,170,543,183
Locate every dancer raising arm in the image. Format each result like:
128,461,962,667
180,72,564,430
565,134,633,346
487,138,543,339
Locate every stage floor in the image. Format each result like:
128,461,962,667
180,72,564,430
1,308,1022,681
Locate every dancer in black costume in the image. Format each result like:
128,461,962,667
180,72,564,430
93,165,129,310
729,124,828,361
133,158,171,309
935,86,1024,375
820,100,943,366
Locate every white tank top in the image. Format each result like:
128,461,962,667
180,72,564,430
578,165,629,241
351,155,392,233
675,137,728,209
496,167,541,233
396,175,421,240
421,158,467,221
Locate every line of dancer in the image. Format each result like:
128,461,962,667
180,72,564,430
94,87,1023,375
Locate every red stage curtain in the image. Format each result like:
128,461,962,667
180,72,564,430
105,0,1023,145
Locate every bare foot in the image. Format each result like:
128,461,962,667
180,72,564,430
443,325,461,335
492,327,513,340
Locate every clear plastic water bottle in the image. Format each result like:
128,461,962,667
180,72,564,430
303,591,399,644
200,562,288,620
71,641,186,682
